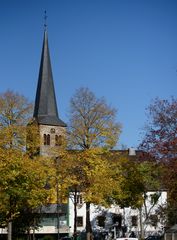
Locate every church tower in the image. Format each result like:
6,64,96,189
33,29,66,155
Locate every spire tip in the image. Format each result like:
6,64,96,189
44,10,47,31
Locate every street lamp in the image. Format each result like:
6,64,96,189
56,176,60,240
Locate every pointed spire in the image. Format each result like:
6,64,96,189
33,30,66,127
44,10,47,31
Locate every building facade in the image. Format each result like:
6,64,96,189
69,183,167,239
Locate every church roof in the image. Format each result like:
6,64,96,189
33,30,66,127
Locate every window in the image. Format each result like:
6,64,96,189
44,134,47,145
97,215,105,227
47,134,50,145
44,134,50,145
131,215,138,226
76,194,83,205
149,214,158,226
112,213,122,226
77,216,83,227
55,135,62,146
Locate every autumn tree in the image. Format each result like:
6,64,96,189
0,90,33,148
57,149,115,240
0,90,54,240
0,147,53,237
139,97,177,226
68,87,121,150
67,88,121,240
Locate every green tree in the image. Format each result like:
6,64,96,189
137,161,164,238
67,88,121,240
109,152,164,239
110,154,144,208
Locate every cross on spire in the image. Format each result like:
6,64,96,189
44,10,47,30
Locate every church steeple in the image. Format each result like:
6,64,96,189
33,30,66,127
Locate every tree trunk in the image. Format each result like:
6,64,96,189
32,227,35,240
73,190,78,240
139,207,144,240
7,221,12,240
86,202,93,240
27,229,31,240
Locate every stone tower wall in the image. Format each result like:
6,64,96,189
39,124,66,156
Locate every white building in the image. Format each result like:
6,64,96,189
68,191,167,239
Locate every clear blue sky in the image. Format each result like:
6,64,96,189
0,0,177,149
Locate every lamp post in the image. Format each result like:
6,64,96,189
56,177,60,240
55,156,61,240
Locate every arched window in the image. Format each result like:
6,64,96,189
44,134,47,145
47,134,50,145
55,135,62,146
44,134,50,145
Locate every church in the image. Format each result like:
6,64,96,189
31,28,69,238
0,26,167,240
30,28,167,240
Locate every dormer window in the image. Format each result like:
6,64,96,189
55,135,62,146
44,134,50,145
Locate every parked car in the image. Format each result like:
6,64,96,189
116,238,138,240
60,237,73,240
145,236,162,240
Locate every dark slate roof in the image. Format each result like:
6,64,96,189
33,30,66,127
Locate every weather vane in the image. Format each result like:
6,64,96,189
44,10,47,30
